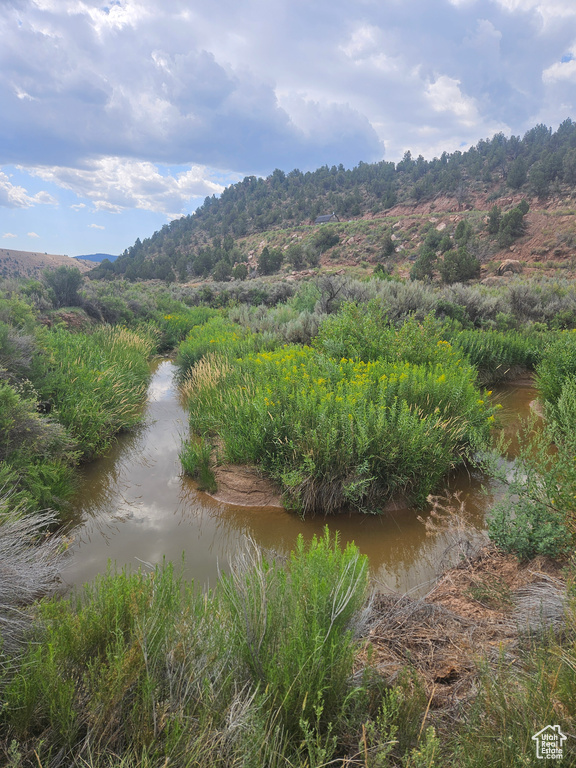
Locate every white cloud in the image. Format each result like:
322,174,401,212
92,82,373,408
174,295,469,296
493,0,576,24
88,223,105,230
2,232,17,238
0,171,56,208
0,0,575,218
543,58,576,83
426,76,479,128
27,231,39,237
30,157,226,214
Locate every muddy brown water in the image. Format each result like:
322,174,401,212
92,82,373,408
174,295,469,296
61,360,536,595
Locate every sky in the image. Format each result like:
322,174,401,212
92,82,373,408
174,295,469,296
1,0,576,258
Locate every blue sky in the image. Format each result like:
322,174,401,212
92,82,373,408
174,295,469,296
1,0,576,258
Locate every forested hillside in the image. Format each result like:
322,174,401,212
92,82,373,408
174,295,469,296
90,120,576,282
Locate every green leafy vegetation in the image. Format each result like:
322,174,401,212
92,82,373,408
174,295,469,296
179,437,217,492
488,329,576,558
0,284,158,511
0,531,376,766
1,523,575,766
2,268,576,766
33,325,155,460
181,307,494,514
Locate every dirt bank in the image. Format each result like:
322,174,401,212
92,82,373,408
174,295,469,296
208,465,284,508
365,546,566,710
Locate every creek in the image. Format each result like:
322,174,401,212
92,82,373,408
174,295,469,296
61,359,536,595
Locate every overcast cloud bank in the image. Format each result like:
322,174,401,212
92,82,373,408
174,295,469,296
1,0,576,255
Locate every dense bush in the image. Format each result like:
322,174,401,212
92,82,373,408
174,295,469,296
185,344,493,514
43,265,83,308
445,327,543,383
488,410,576,559
438,247,481,284
488,347,576,559
257,245,283,275
1,531,371,765
315,304,455,366
0,382,77,508
155,306,218,351
176,316,278,378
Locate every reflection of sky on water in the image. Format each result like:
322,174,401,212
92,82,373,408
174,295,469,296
62,364,535,596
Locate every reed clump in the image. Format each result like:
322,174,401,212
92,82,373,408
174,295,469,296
34,326,156,460
0,530,377,767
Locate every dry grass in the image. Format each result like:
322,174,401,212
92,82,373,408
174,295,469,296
0,498,65,651
364,543,567,713
419,492,489,575
179,353,231,403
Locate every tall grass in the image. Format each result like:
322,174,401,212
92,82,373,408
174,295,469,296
0,531,374,767
155,305,218,351
315,304,456,366
186,345,494,514
0,499,65,653
0,381,78,509
535,328,576,404
447,326,543,384
315,302,546,384
176,315,278,379
33,326,156,459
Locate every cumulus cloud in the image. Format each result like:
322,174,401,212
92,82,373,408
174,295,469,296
426,76,480,128
543,58,576,83
2,232,17,238
88,223,105,230
0,171,56,208
30,158,227,214
0,0,382,173
27,231,39,237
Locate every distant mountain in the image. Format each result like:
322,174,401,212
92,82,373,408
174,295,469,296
0,249,94,280
74,253,118,263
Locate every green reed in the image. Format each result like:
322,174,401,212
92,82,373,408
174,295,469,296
33,326,155,459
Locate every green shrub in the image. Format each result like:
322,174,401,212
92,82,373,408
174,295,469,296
43,265,83,308
176,316,277,379
258,246,283,275
2,563,190,752
156,306,218,351
315,303,455,367
187,344,493,513
445,327,543,383
0,322,36,382
438,248,480,285
1,533,371,764
488,409,576,559
0,382,77,508
217,529,369,736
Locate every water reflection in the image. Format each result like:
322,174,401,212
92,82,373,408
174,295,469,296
62,362,535,595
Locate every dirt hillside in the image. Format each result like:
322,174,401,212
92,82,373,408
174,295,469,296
0,249,94,280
